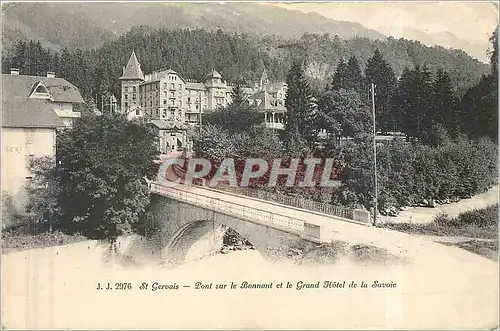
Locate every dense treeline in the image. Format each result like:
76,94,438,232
2,27,490,109
338,136,498,210
195,28,498,212
2,29,277,107
317,31,498,143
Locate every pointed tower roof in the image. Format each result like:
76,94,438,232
205,68,222,80
260,67,269,89
120,50,144,81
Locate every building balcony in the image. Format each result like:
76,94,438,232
265,122,284,130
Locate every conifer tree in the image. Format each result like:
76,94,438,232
395,65,433,142
345,56,365,95
331,58,348,90
284,60,317,150
432,69,459,137
365,49,398,133
459,27,498,143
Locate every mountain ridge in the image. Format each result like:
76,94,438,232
2,2,387,53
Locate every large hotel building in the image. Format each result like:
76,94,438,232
119,51,287,153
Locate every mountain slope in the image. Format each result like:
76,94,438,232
379,27,490,63
2,2,386,53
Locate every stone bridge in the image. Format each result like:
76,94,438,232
147,182,371,264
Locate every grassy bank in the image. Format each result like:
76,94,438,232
1,223,87,254
382,205,498,261
444,240,498,261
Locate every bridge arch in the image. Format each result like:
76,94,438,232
150,194,304,265
163,219,260,264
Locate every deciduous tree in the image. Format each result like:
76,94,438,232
55,112,159,241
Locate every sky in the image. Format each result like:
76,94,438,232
267,1,498,44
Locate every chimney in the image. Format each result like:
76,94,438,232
47,71,55,78
10,68,19,75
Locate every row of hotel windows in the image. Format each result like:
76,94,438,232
125,97,283,109
125,92,207,103
124,91,225,101
148,108,182,118
124,84,229,96
123,83,183,93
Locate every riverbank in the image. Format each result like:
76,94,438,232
379,185,499,225
381,204,498,261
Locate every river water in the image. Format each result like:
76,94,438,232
1,239,498,329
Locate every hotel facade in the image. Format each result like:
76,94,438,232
119,51,287,153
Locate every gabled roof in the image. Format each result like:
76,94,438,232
268,82,287,92
120,50,144,81
3,74,84,103
2,74,83,128
148,120,190,130
2,98,63,128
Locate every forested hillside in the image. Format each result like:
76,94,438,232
2,2,385,53
2,28,490,105
274,34,490,95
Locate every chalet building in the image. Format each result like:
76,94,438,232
247,70,287,130
119,51,287,152
1,69,84,215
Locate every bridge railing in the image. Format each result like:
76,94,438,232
150,182,305,236
211,185,354,220
168,163,362,222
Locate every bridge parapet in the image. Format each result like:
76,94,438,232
150,182,306,237
213,185,354,220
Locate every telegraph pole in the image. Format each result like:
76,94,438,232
198,92,203,134
371,83,378,226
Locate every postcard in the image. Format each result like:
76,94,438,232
1,1,498,329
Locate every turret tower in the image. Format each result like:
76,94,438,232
119,50,144,114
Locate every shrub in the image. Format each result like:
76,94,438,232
454,205,498,227
1,191,21,227
383,205,498,239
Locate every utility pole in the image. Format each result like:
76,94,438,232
198,92,203,134
371,83,378,226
